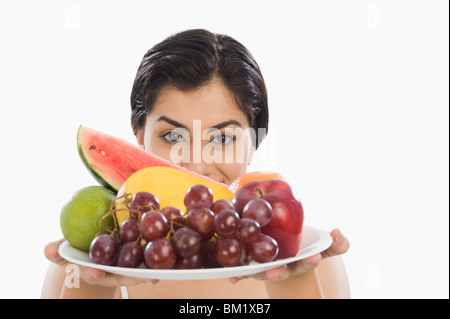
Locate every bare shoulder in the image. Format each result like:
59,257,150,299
41,263,66,299
316,255,351,299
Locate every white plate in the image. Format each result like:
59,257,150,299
58,225,332,280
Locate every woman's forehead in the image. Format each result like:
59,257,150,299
147,82,250,130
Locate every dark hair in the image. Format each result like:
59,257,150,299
130,29,269,148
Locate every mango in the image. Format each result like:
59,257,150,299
115,166,233,225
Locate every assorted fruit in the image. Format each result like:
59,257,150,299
114,166,233,225
77,125,229,193
89,183,284,269
61,126,304,271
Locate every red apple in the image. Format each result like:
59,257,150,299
232,180,304,259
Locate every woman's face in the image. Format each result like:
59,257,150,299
136,80,255,186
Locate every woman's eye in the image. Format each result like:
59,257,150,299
211,134,235,145
162,131,186,143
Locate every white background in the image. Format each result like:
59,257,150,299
0,0,448,299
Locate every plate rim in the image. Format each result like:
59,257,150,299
58,225,332,280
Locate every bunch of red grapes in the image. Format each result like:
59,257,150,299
89,184,279,269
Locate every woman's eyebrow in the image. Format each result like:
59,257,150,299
156,116,241,131
156,116,188,130
206,120,242,132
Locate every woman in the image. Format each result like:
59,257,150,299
42,29,350,299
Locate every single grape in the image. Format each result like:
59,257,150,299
140,210,169,242
89,234,120,266
119,218,140,243
213,209,240,237
235,218,261,244
242,198,272,227
184,184,213,210
215,237,244,267
129,192,160,219
202,241,221,269
200,230,214,242
232,189,256,216
211,199,235,215
237,246,251,266
117,242,144,268
174,252,204,269
161,206,186,231
144,239,176,269
187,207,214,234
173,227,202,258
247,234,279,263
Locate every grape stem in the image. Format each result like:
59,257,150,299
96,193,134,241
165,219,188,240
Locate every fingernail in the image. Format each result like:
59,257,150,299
266,270,279,281
334,229,343,243
267,267,286,281
91,273,101,280
307,254,320,264
91,270,105,280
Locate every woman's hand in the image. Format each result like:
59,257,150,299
228,228,350,283
44,239,159,288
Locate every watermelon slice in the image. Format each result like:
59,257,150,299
77,125,227,193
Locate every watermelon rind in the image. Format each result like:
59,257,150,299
77,126,118,193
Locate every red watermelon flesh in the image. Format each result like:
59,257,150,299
77,125,226,193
